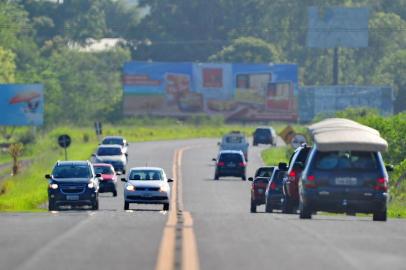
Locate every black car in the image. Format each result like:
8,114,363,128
253,127,276,146
300,149,391,221
265,167,288,213
46,161,100,211
213,150,247,180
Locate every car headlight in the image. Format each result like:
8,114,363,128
126,185,135,191
160,185,169,193
49,183,58,190
88,182,95,189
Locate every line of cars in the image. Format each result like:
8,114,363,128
250,118,392,221
46,135,173,211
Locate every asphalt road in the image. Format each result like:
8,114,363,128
0,138,405,270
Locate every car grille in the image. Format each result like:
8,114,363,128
60,184,86,194
127,195,167,200
136,187,160,191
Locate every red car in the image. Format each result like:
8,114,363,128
93,163,118,197
249,177,271,213
282,145,311,213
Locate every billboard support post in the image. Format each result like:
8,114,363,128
333,48,339,85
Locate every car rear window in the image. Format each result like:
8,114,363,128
219,153,243,162
272,170,287,182
94,166,114,175
255,129,271,136
102,138,124,145
97,147,122,156
224,136,243,144
313,151,379,171
255,167,275,177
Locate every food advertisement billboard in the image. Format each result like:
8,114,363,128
0,84,44,126
123,61,298,121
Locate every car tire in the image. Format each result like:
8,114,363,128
241,175,246,181
265,201,273,213
282,196,294,214
250,199,257,213
48,200,56,211
253,142,258,146
214,174,219,180
373,209,387,221
113,190,117,197
163,203,169,211
124,201,130,210
92,198,99,210
299,199,312,219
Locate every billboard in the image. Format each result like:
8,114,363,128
299,85,393,122
123,61,298,121
307,7,369,48
0,84,44,126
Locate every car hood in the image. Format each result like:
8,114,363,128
52,178,90,183
128,180,164,188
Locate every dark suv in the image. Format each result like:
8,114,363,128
46,161,100,211
265,166,288,213
253,127,276,146
282,145,311,213
213,150,247,180
299,149,391,221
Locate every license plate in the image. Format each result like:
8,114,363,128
335,177,357,186
227,163,236,167
257,189,264,193
66,195,79,201
143,193,153,197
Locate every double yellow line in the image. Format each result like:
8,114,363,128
155,147,200,270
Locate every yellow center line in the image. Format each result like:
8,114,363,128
155,146,200,270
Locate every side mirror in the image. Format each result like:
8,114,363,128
45,174,51,179
248,177,254,181
95,173,102,178
385,164,394,172
121,178,127,182
168,178,174,183
91,153,96,157
212,158,217,162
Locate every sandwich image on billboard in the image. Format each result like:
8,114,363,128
0,84,44,126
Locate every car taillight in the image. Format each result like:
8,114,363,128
239,162,246,167
270,182,277,190
305,175,317,188
374,177,388,192
289,171,296,177
217,162,225,167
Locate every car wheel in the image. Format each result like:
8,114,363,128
48,200,56,211
253,142,257,146
250,199,257,213
113,190,117,197
373,209,387,221
299,199,312,219
265,201,273,213
214,174,219,180
92,198,99,210
241,175,246,181
163,203,169,211
282,196,294,214
124,201,130,210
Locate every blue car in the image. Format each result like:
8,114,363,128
265,166,288,213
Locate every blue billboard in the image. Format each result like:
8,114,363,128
123,61,298,121
0,84,44,126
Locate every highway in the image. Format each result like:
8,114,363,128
0,138,406,270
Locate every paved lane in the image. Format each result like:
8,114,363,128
182,140,406,270
0,138,405,270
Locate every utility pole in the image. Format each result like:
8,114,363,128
333,47,339,85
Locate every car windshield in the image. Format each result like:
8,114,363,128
129,170,163,181
52,165,90,179
219,153,243,162
94,166,114,175
102,138,124,146
313,151,379,171
97,147,122,156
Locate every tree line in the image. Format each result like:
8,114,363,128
0,0,405,125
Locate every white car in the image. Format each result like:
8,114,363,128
92,144,127,174
122,167,173,211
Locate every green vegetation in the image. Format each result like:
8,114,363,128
261,146,290,165
0,123,257,211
